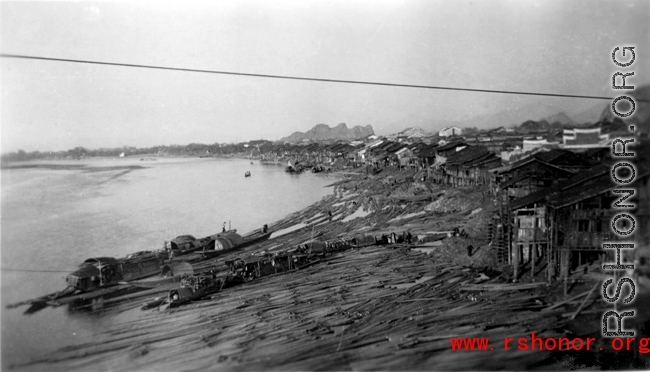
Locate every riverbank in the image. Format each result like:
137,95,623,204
10,168,645,371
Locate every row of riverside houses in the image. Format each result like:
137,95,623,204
259,136,506,182
490,137,650,290
248,119,649,287
259,142,359,167
254,123,617,186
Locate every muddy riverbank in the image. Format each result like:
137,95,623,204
10,168,646,371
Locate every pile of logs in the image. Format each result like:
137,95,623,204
17,243,604,371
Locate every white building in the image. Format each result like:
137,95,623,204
562,128,610,149
438,127,462,137
522,139,555,153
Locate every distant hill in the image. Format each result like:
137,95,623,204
543,112,574,126
422,103,605,133
279,123,374,143
569,103,606,124
447,103,567,129
411,103,572,132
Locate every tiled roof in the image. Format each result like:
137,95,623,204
436,140,467,152
509,186,559,210
446,146,489,165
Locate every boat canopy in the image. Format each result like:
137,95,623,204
170,235,197,250
308,241,327,254
69,265,101,278
211,232,245,251
169,287,195,301
161,262,194,277
351,235,376,247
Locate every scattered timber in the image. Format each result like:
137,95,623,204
10,170,616,371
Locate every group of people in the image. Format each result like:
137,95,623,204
322,237,354,252
292,237,356,255
452,227,468,238
378,231,412,245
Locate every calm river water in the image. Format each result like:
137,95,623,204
0,157,334,368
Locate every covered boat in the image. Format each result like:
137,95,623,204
350,235,377,247
167,231,241,257
66,251,165,292
225,251,313,282
161,230,271,275
163,270,223,309
311,165,325,173
12,227,274,313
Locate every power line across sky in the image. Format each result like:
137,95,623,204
2,53,640,102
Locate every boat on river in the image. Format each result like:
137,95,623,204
156,269,225,310
65,250,167,293
150,250,316,310
166,230,271,258
149,235,378,310
7,228,272,314
245,171,251,177
311,165,325,173
285,165,303,173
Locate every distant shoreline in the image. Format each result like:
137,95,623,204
0,162,148,172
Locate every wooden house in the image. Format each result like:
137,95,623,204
495,157,575,199
444,146,498,186
534,149,592,172
464,153,502,186
395,147,415,169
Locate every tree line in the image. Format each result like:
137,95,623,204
1,141,277,163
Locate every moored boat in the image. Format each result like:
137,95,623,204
8,228,273,314
159,269,224,310
285,165,303,173
152,250,317,310
65,251,167,293
149,236,377,310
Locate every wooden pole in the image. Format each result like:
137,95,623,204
513,241,519,283
547,209,552,283
507,195,512,266
562,249,569,297
531,243,535,281
570,282,599,320
426,157,430,180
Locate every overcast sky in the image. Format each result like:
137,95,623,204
1,0,648,153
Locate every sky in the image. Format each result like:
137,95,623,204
1,0,649,153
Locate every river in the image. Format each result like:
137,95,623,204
0,157,335,368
